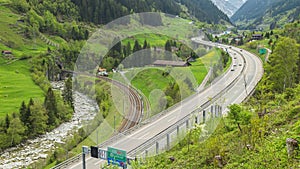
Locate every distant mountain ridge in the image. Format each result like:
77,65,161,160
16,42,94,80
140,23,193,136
211,0,247,17
231,0,300,29
71,0,230,24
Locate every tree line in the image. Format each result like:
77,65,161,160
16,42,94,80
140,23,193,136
100,37,197,71
71,0,229,25
0,78,73,150
71,0,181,25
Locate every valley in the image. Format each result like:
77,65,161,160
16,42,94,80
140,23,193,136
0,0,300,168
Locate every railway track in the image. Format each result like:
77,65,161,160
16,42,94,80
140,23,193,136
98,76,144,132
62,70,146,132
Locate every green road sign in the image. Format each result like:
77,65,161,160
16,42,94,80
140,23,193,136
259,48,266,55
107,147,127,167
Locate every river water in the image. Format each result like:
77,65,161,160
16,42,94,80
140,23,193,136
0,82,99,169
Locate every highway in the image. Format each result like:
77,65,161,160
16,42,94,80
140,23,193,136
65,38,264,169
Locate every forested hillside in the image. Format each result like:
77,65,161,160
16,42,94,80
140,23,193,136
0,0,86,150
231,0,280,22
231,0,300,29
71,0,230,24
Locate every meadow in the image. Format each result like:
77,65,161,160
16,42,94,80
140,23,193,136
118,49,222,116
0,57,44,117
0,4,55,117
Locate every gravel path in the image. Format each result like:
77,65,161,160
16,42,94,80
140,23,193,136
0,82,99,169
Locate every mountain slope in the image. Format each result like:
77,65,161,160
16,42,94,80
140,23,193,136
211,0,247,17
231,0,300,29
175,0,231,24
71,0,230,24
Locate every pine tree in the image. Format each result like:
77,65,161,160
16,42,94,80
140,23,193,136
5,114,9,133
165,40,172,60
19,101,27,125
63,77,74,109
133,40,141,53
165,40,172,52
122,45,127,58
265,32,270,39
45,88,58,127
84,29,89,39
24,98,34,134
126,42,131,57
143,40,148,49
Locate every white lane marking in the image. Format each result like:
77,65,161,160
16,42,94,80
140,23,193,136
139,132,150,139
167,116,176,122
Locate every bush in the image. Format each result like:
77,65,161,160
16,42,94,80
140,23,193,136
11,0,30,13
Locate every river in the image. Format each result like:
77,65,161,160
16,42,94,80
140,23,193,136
0,82,99,169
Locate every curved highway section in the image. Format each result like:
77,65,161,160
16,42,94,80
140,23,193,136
60,38,264,169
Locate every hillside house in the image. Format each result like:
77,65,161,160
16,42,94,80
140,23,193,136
98,68,108,76
252,34,263,40
2,50,12,55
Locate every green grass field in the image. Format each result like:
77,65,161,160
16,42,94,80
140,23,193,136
0,4,51,117
128,49,221,90
114,14,196,40
122,33,172,48
113,49,221,116
0,57,44,117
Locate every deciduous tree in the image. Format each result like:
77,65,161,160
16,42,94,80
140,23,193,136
266,37,299,92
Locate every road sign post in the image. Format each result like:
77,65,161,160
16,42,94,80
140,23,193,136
107,147,127,168
82,146,89,169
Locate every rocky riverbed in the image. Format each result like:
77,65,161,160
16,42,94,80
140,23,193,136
0,82,99,169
